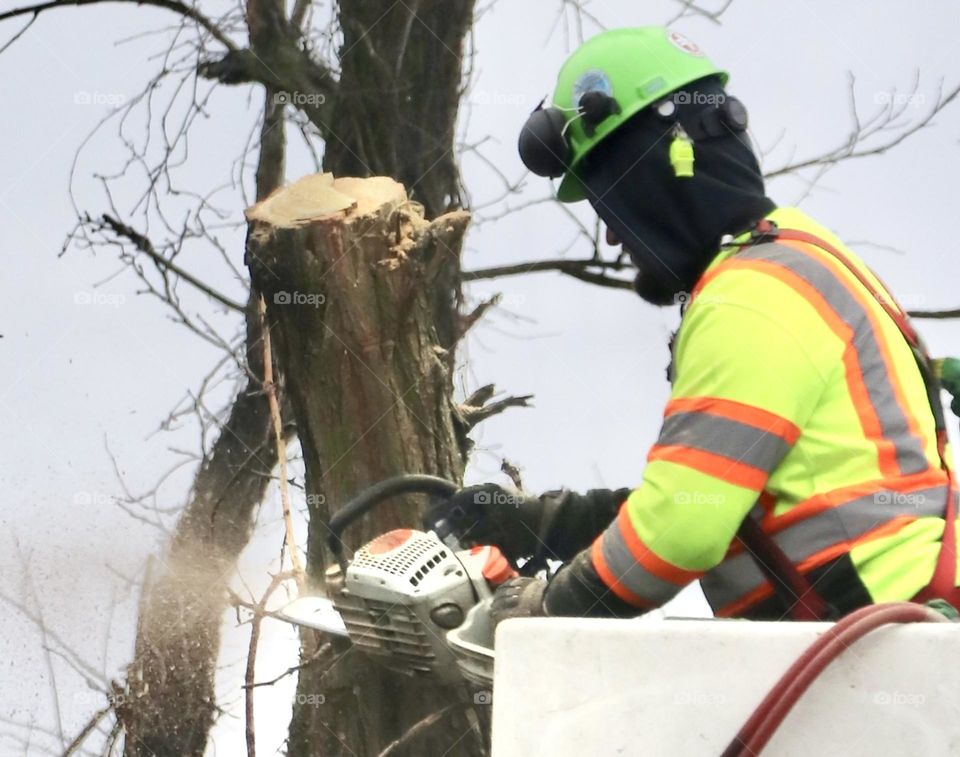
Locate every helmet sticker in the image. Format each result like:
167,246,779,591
572,69,614,108
666,30,705,57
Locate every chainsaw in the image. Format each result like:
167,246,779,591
278,475,523,684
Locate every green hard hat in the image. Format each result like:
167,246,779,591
553,27,728,202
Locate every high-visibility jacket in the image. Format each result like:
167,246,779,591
590,207,956,618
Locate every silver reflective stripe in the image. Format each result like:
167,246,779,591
739,242,929,476
701,484,950,610
600,519,684,606
658,412,792,474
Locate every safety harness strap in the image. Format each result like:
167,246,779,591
735,515,832,621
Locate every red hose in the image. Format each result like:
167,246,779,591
721,603,947,757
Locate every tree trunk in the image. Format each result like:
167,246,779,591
325,0,476,218
277,3,480,751
246,175,482,756
120,91,287,757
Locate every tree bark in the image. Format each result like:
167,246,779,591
246,175,482,756
120,92,287,757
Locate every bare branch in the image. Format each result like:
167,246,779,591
500,458,524,490
0,0,238,51
457,384,533,432
0,12,36,53
238,572,290,757
557,267,635,290
291,0,312,29
464,257,635,291
766,77,960,179
91,213,245,312
376,705,463,757
258,294,305,584
63,706,112,757
242,641,331,689
458,294,501,337
666,0,734,25
908,307,960,320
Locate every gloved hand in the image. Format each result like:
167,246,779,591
425,483,541,562
490,577,548,626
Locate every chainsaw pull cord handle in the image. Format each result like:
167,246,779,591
326,474,460,574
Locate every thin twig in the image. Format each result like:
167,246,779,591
258,294,305,585
0,0,238,51
97,214,245,312
908,308,960,320
242,641,331,689
0,12,36,53
63,706,111,756
464,257,633,289
376,704,461,757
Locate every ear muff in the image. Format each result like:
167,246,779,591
719,95,748,131
681,95,749,139
518,105,570,178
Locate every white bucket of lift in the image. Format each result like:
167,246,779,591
491,618,960,756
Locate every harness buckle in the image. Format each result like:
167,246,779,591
748,218,780,244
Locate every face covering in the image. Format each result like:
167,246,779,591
578,78,775,305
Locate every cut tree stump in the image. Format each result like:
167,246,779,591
245,174,483,757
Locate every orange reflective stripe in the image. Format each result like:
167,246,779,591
590,538,653,608
763,469,947,534
648,444,769,490
782,238,927,459
615,507,704,585
665,396,801,445
692,264,723,297
724,469,947,559
719,257,901,478
715,516,917,618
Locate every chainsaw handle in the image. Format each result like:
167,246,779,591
327,475,459,572
519,554,550,577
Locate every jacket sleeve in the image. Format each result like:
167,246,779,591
544,298,830,617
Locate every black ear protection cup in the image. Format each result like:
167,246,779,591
681,95,749,139
518,105,570,178
720,96,748,131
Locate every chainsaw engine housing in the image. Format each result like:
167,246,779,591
330,528,492,680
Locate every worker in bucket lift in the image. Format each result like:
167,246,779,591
431,27,960,624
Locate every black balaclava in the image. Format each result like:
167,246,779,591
578,76,775,306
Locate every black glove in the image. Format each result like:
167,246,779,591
542,551,641,619
426,484,632,564
490,577,548,626
426,484,540,562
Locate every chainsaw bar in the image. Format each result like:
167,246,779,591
277,596,350,636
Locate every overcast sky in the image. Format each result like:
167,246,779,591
3,1,960,754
